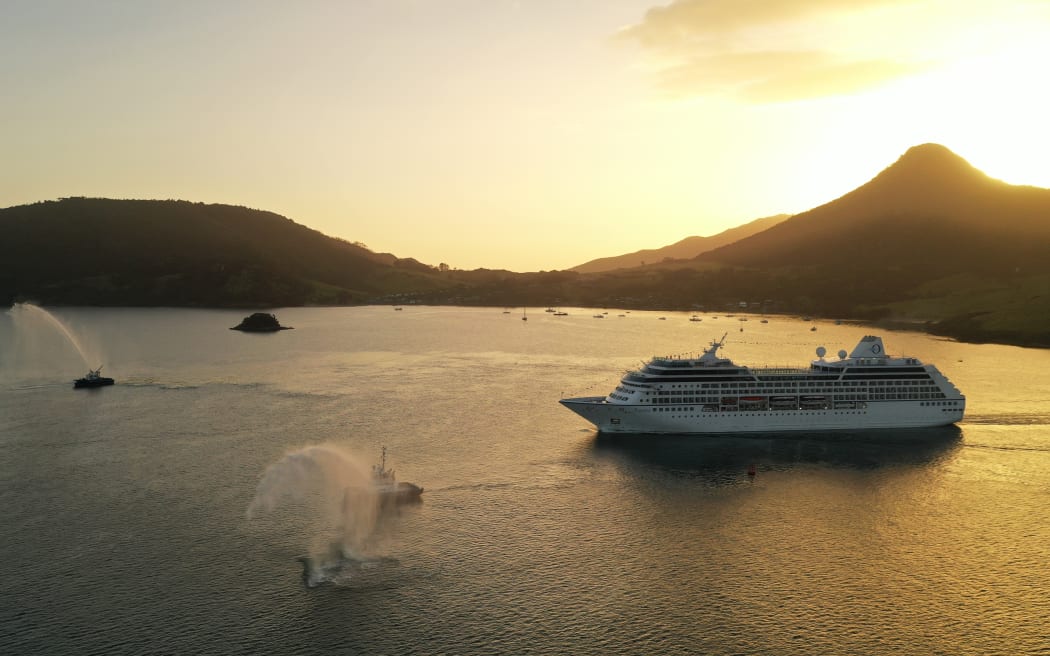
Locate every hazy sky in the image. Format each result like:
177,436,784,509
3,0,1049,271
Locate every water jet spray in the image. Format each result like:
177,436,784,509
5,303,102,376
247,443,382,585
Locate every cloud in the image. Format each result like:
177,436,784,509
655,50,931,102
623,0,903,48
620,0,928,102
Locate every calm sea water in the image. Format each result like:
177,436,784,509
1,305,1048,655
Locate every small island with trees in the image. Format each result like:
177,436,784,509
230,312,292,332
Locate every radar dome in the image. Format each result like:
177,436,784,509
816,346,827,358
838,349,848,360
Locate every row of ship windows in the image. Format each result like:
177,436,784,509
659,380,934,390
654,386,935,397
615,383,938,398
612,384,947,403
649,393,947,404
651,408,868,416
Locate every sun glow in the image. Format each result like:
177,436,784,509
746,34,1050,217
2,1,1049,271
934,45,1050,187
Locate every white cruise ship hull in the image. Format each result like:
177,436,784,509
560,397,964,435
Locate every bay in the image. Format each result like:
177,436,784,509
1,306,1048,655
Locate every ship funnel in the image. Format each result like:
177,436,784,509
849,335,887,359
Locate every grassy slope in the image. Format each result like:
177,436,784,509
882,273,1050,346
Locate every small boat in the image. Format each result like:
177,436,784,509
554,311,569,316
690,316,702,322
372,446,423,503
74,367,114,389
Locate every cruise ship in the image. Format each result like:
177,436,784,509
559,335,965,434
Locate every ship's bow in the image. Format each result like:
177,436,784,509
559,396,615,431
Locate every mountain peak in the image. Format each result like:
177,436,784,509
695,141,1050,270
875,142,988,186
900,142,960,160
820,143,998,218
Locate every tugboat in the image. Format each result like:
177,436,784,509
74,367,114,389
372,446,423,503
230,312,293,332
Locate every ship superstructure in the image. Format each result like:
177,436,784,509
559,335,965,434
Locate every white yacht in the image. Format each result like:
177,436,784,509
559,335,965,434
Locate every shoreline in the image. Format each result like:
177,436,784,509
6,300,1047,350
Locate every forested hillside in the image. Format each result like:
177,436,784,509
0,198,450,306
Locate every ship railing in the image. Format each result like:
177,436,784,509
753,366,834,376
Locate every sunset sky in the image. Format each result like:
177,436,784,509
3,0,1049,271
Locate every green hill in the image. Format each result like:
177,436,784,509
466,144,1050,346
683,144,1050,345
0,198,452,306
701,144,1050,276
